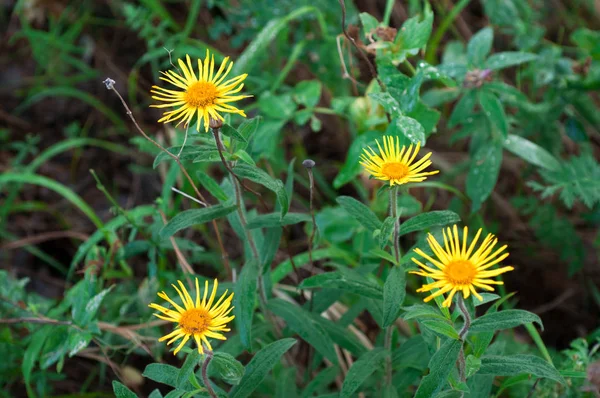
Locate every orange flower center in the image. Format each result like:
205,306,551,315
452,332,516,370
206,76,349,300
444,260,477,285
381,162,409,180
179,308,211,334
185,81,218,108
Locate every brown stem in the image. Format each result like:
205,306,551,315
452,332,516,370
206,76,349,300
103,79,231,278
201,349,218,398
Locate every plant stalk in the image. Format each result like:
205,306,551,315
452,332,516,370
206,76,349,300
201,349,218,398
457,295,471,383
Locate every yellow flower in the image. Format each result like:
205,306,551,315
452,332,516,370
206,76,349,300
410,225,514,307
151,50,251,132
149,278,234,355
359,136,439,186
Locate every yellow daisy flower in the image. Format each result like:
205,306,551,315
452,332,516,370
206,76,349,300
150,50,251,132
149,278,234,355
410,225,514,307
359,136,439,186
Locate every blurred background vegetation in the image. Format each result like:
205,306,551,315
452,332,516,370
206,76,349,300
1,0,600,396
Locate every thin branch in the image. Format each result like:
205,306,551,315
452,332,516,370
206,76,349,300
102,78,231,278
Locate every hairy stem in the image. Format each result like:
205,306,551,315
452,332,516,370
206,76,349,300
201,349,218,398
457,295,471,383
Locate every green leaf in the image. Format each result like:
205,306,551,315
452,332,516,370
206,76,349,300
336,196,382,232
399,210,461,236
239,116,261,138
420,320,459,339
359,12,379,34
153,145,221,168
402,304,448,321
466,355,482,378
383,267,406,327
469,309,543,333
414,339,462,398
369,92,402,117
234,261,258,350
478,89,507,137
246,212,310,229
159,204,237,238
392,335,430,371
221,124,248,143
528,152,600,209
294,80,322,108
177,349,200,388
301,366,340,398
23,325,52,385
340,348,388,398
395,4,434,51
260,227,282,273
268,299,338,364
143,363,179,387
299,270,383,300
113,381,138,398
379,216,397,249
466,141,503,212
484,52,537,70
334,131,382,189
503,134,560,171
196,171,229,201
309,314,367,357
229,338,297,398
448,90,477,127
467,27,493,67
81,285,114,325
234,163,289,218
209,352,245,385
392,116,426,145
478,355,566,385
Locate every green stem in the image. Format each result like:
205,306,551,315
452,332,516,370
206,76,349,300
425,0,472,64
383,0,394,26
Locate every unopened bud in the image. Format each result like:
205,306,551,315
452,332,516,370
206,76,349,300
302,159,316,169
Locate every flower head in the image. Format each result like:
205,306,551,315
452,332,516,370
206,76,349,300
149,278,234,355
410,225,514,307
359,136,439,186
151,50,251,132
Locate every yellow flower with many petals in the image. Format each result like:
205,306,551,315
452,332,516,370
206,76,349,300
359,136,439,186
151,50,250,132
149,278,234,355
410,225,514,307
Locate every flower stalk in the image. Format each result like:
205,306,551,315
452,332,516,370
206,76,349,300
457,295,471,383
201,348,218,398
